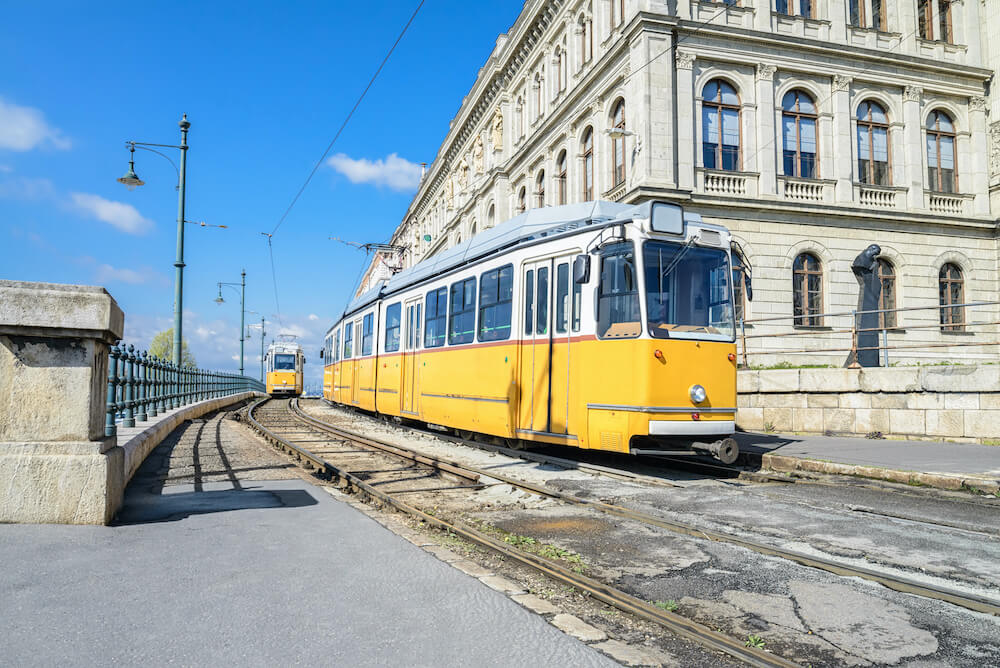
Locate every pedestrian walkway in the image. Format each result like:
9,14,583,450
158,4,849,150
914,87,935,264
0,409,615,667
737,431,1000,493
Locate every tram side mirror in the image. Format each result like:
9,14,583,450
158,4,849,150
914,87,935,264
573,254,591,284
319,349,324,360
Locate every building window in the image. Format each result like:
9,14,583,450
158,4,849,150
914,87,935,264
611,99,626,186
849,0,864,26
487,204,495,229
781,90,818,179
918,0,931,39
938,0,952,43
582,127,594,200
611,0,624,27
702,80,741,172
939,263,964,331
556,150,568,205
517,186,526,214
535,170,545,208
926,110,956,193
857,100,890,186
792,253,823,327
877,259,896,329
777,0,813,17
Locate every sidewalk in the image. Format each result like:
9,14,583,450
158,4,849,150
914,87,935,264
0,409,615,667
736,431,1000,493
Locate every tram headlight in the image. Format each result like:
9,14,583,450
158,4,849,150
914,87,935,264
689,384,707,404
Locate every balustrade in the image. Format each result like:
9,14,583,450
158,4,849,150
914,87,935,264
104,341,265,437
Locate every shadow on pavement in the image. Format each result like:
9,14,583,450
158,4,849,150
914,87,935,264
115,487,317,525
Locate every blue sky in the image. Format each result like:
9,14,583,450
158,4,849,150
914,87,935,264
0,1,523,389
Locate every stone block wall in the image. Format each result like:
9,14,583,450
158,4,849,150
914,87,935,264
737,366,1000,442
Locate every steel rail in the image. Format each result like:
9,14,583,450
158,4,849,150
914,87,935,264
288,400,1000,618
246,398,797,668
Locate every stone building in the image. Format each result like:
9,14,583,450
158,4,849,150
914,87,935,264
361,0,1000,365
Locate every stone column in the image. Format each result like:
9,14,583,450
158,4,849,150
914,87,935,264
830,0,848,42
756,64,778,196
634,31,675,189
969,96,990,215
902,85,924,209
963,0,981,61
897,0,918,53
676,51,696,191
753,0,771,31
0,281,125,524
831,75,854,202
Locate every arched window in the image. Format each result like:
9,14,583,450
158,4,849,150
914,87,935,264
782,90,818,179
702,80,741,171
517,186,526,214
487,204,495,229
556,150,568,205
926,110,956,193
877,258,896,328
857,101,890,186
535,170,545,208
792,253,823,326
470,219,478,237
611,100,626,186
582,127,594,200
939,263,964,331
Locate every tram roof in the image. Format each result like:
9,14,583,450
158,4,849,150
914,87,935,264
339,200,697,321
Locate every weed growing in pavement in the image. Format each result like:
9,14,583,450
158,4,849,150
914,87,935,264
504,533,537,547
764,422,776,433
749,362,834,370
653,600,679,612
475,522,590,572
865,431,885,439
746,634,766,649
982,439,1000,446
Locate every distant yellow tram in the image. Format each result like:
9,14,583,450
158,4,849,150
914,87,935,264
265,340,305,397
321,201,748,463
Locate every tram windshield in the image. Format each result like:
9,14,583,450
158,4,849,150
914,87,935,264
273,353,296,370
643,241,735,341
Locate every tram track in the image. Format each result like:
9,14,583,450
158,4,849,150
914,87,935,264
246,396,795,668
287,398,1000,618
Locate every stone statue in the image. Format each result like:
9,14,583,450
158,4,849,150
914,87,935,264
458,158,469,187
491,108,503,149
473,135,484,174
851,244,882,368
445,176,455,208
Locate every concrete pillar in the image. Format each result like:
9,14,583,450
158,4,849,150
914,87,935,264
902,86,924,209
831,75,854,202
633,31,675,188
756,64,777,196
969,96,990,215
829,0,848,42
676,51,696,191
963,0,981,62
0,281,125,524
898,0,918,53
753,0,771,31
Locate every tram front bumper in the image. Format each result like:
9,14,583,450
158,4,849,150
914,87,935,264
648,420,735,437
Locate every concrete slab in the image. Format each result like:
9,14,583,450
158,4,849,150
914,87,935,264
0,411,617,667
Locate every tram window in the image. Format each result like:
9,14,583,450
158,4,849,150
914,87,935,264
643,240,735,341
597,242,641,338
274,354,295,370
425,287,448,348
524,269,535,335
362,313,374,356
448,278,476,345
333,329,340,362
478,264,513,341
536,267,549,335
343,324,353,358
556,262,569,334
572,282,582,332
385,303,401,352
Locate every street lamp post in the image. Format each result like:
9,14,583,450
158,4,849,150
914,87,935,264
214,270,247,376
118,114,191,367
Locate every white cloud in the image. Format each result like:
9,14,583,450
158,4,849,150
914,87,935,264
326,152,422,191
70,192,154,235
308,313,319,321
94,264,147,285
0,176,55,200
0,98,71,151
278,323,309,339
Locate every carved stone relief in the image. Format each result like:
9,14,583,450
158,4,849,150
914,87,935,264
473,135,485,174
990,121,1000,176
676,51,695,70
832,75,852,92
491,108,503,149
755,64,776,82
903,86,922,103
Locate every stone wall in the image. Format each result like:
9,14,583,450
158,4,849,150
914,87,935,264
736,366,1000,442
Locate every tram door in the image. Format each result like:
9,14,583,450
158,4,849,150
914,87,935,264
351,321,362,405
519,258,572,436
401,299,422,415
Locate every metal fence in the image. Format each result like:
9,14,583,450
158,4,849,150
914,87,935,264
737,300,1000,368
105,342,265,437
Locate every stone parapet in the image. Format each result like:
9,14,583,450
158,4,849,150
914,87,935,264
737,366,1000,442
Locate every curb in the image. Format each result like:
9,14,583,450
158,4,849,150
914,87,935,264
744,451,1000,495
119,392,262,484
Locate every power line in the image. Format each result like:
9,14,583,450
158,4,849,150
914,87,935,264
269,0,427,237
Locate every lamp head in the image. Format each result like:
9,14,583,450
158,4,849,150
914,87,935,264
117,162,144,190
214,285,225,304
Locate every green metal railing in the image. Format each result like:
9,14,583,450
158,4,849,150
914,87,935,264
105,342,265,437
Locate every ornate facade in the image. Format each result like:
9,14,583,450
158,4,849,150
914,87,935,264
362,0,1000,364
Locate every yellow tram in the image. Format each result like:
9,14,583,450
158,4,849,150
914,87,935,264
265,340,305,397
321,201,748,463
